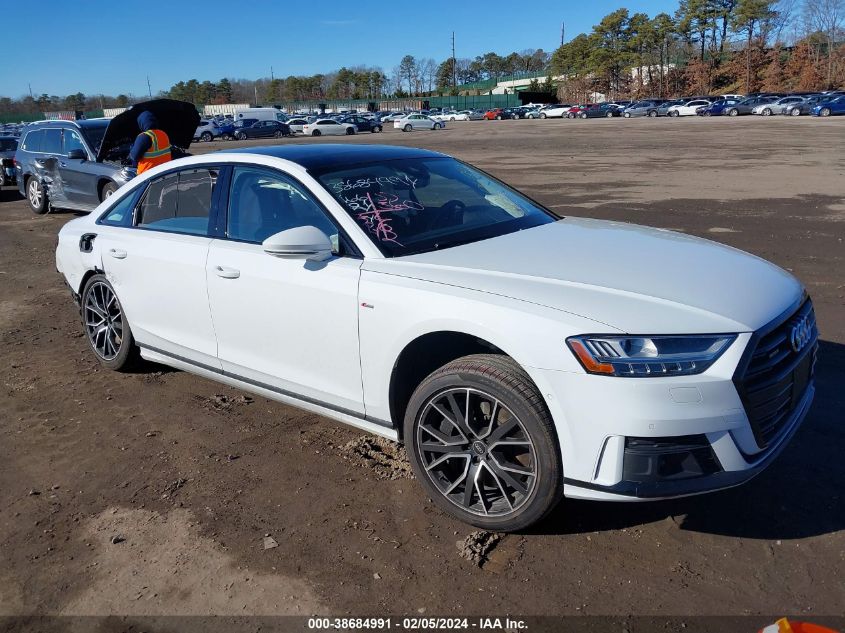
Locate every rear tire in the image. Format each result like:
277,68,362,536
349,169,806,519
539,113,547,119
606,111,614,118
670,110,679,117
580,112,587,119
762,108,772,116
403,124,412,132
312,129,322,136
201,131,213,142
404,354,563,531
27,177,48,215
80,274,139,372
790,108,801,116
728,108,739,116
346,127,355,135
236,131,247,140
648,110,657,117
274,130,283,138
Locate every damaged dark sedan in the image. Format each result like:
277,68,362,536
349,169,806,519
16,99,199,214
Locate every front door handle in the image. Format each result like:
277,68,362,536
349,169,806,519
109,248,127,259
214,265,240,279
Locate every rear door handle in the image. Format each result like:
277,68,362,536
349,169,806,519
214,265,240,279
109,248,127,259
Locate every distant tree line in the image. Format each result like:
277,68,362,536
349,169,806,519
1,0,842,115
550,0,845,101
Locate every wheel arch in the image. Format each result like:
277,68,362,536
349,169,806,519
97,178,115,201
389,330,532,441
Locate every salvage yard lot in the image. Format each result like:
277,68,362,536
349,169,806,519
1,117,843,617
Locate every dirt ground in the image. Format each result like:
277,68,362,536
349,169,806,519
1,117,843,623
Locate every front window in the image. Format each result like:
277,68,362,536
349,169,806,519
226,166,339,249
63,129,86,155
314,157,555,257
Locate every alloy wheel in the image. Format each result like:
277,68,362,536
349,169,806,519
415,387,537,517
28,179,42,208
84,281,124,361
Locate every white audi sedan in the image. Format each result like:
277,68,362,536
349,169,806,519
667,99,712,116
56,145,817,531
394,114,445,131
302,119,357,136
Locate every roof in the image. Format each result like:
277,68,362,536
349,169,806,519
218,144,446,171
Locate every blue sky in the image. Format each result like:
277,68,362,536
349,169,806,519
4,0,675,98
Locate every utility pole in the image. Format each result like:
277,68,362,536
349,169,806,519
451,31,456,90
146,76,152,98
271,66,274,81
560,21,565,47
254,83,258,106
28,83,33,99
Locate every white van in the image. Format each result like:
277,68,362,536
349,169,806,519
233,107,287,123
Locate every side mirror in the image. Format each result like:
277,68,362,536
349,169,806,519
67,148,87,160
262,226,333,262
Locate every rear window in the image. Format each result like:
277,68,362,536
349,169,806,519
137,168,219,236
41,129,63,154
0,138,17,151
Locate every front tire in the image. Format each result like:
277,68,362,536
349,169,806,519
81,275,138,371
100,181,118,201
762,108,772,116
27,177,48,214
236,132,247,140
539,113,547,119
790,108,801,116
670,110,679,117
820,107,831,117
201,131,213,142
433,123,441,129
728,108,739,116
346,127,355,135
648,110,658,117
404,354,562,531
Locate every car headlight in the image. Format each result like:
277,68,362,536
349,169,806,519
566,334,736,377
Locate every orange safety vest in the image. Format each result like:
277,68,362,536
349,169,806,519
137,129,172,174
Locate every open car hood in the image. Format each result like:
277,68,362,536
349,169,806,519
97,99,200,162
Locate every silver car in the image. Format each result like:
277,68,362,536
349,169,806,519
622,101,664,118
751,96,805,116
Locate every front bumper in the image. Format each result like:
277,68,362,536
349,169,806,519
528,317,817,501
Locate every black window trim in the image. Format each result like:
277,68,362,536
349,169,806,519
218,164,362,259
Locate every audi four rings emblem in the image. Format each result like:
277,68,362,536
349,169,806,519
790,315,813,353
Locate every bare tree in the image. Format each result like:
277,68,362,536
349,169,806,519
803,0,845,86
418,58,438,93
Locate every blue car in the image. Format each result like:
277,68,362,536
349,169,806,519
698,99,742,116
812,95,845,116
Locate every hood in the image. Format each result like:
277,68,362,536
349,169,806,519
137,111,158,131
363,218,803,334
97,99,200,162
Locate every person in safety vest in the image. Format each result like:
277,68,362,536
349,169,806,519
129,111,172,174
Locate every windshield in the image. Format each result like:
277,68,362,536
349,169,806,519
313,157,555,257
79,122,108,153
0,138,17,151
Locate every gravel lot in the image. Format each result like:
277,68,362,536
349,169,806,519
1,117,843,621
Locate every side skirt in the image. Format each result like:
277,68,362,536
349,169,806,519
139,346,398,442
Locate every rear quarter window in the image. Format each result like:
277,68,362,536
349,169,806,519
21,130,45,153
